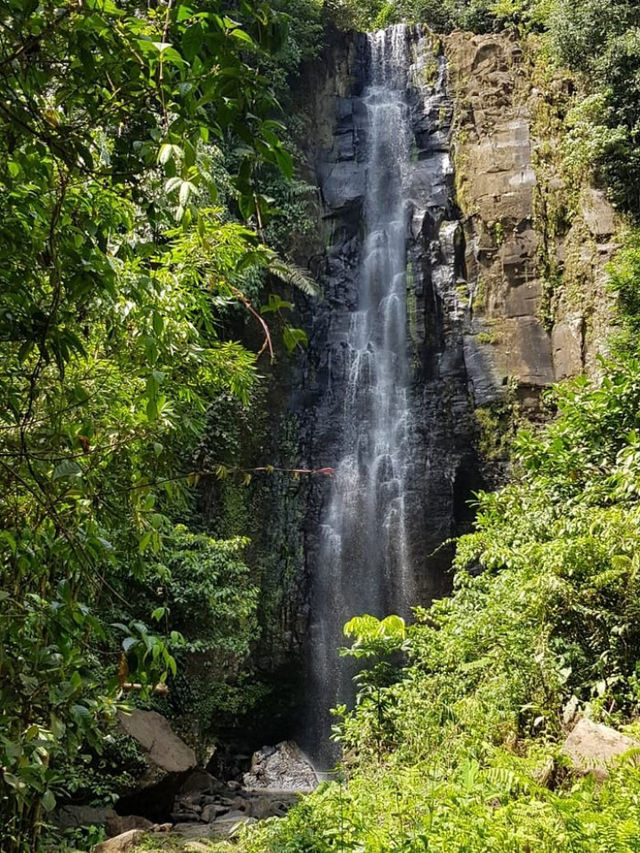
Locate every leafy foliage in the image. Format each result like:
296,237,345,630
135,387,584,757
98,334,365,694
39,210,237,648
244,355,640,850
0,0,308,849
322,0,546,33
141,528,262,742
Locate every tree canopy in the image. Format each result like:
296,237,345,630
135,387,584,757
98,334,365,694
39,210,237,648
0,1,309,849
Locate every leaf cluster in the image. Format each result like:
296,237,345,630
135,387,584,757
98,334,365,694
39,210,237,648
244,351,640,851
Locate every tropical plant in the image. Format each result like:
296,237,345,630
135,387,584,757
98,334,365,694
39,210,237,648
0,1,304,849
243,354,640,852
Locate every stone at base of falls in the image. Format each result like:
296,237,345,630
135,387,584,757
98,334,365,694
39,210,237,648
243,741,318,792
179,768,225,796
55,805,118,829
173,773,298,824
105,814,154,837
561,718,639,780
55,805,164,837
94,829,145,853
117,709,196,774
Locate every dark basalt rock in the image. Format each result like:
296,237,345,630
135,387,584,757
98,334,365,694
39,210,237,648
297,25,485,765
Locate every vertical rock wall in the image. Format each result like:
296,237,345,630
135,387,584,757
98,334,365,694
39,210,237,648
445,31,619,402
298,26,483,761
445,32,554,409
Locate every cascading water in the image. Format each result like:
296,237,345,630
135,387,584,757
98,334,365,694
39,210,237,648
321,28,416,625
303,25,477,766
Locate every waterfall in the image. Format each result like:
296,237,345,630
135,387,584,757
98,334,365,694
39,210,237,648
322,27,415,624
303,24,471,767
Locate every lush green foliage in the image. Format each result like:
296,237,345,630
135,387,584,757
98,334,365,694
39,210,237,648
244,355,640,850
142,528,263,743
0,0,311,849
244,758,640,851
607,229,640,352
4,0,640,850
322,0,549,34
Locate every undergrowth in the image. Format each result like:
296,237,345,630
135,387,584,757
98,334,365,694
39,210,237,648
241,350,640,850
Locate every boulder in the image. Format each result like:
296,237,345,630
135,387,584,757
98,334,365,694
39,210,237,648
173,815,256,839
56,805,117,829
117,710,196,774
211,812,256,837
245,791,297,820
94,829,145,853
114,710,197,822
243,741,318,792
200,803,227,823
561,718,639,780
178,768,222,796
105,814,153,837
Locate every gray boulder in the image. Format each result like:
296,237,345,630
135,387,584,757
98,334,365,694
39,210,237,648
114,710,197,822
56,805,117,829
117,709,196,774
94,829,145,853
562,718,639,780
243,741,318,792
105,814,153,837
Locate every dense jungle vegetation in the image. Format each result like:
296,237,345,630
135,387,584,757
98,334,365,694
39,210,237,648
3,0,640,851
244,0,640,850
0,0,322,849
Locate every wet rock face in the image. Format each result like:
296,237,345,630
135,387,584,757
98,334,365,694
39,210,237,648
299,25,483,764
445,32,619,389
550,186,619,380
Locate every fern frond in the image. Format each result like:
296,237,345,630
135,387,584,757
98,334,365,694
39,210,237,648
269,258,321,298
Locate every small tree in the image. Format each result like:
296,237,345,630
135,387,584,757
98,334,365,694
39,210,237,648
336,614,410,761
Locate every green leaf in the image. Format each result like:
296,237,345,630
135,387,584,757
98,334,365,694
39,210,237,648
182,23,203,60
122,636,138,653
179,181,196,206
52,459,83,481
260,294,293,314
176,3,195,22
139,531,152,553
229,27,255,47
41,789,56,812
283,326,308,352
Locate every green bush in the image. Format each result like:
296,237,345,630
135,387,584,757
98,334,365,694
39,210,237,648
244,354,640,851
143,528,261,745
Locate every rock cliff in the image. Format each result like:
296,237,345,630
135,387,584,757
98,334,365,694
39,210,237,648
445,31,619,400
197,24,622,760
